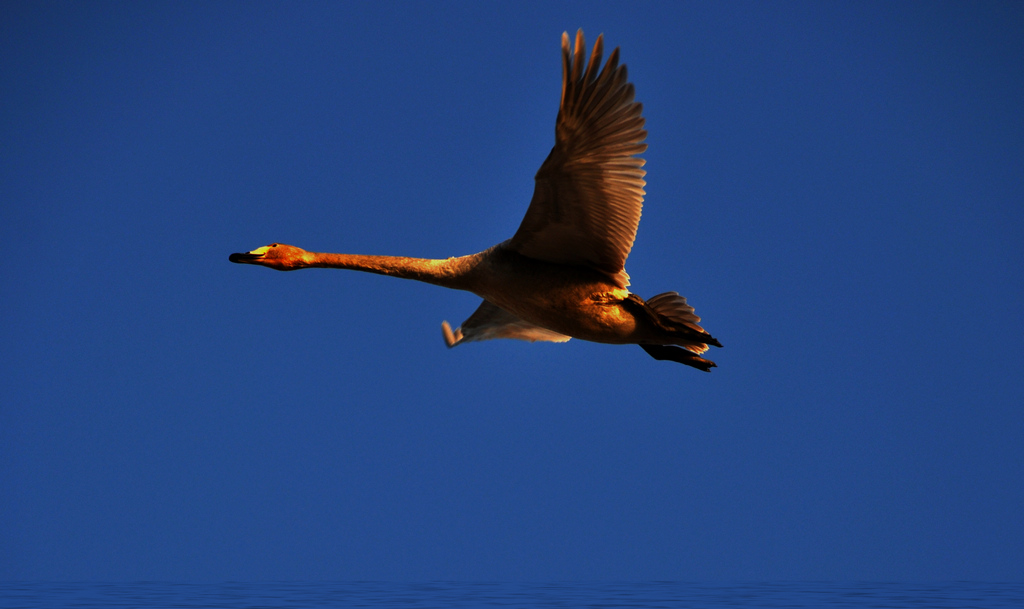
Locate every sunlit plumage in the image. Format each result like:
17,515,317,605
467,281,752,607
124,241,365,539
230,30,721,370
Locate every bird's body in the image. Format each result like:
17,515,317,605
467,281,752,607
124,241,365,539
440,246,639,345
231,31,721,370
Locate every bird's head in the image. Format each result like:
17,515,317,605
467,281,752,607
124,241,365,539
228,243,312,271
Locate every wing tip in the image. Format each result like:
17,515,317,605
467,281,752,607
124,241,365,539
441,321,462,348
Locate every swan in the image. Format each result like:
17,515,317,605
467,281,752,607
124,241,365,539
230,30,721,371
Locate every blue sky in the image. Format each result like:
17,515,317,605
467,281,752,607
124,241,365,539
2,1,1022,581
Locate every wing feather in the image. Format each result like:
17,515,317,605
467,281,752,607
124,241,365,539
507,30,647,288
442,300,572,347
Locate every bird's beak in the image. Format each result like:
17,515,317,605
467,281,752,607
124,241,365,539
228,246,270,264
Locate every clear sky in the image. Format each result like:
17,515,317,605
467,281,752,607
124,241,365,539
2,1,1022,581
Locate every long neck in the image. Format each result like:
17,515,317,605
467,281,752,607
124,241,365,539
305,251,480,290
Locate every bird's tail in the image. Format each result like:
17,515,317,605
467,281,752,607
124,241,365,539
644,291,722,354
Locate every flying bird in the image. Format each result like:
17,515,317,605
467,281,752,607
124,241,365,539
230,30,721,370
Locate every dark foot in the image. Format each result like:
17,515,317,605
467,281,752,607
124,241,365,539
639,344,717,372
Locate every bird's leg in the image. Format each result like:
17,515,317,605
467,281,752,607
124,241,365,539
639,344,717,372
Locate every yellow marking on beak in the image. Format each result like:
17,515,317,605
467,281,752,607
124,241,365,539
249,246,271,256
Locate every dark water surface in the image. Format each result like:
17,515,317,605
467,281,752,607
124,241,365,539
2,581,1022,608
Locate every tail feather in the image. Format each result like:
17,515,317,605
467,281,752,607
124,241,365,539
644,291,723,352
646,291,704,333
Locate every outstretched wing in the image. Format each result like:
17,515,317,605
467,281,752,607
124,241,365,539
442,300,571,347
507,30,647,288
